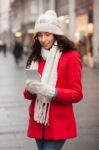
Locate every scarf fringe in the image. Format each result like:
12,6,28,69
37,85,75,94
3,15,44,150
34,95,50,125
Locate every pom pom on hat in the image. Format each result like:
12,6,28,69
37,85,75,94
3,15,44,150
34,10,65,35
44,10,57,18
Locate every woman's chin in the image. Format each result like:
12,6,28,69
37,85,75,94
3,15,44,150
43,46,50,50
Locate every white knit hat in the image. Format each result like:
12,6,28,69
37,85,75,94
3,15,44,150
34,10,64,35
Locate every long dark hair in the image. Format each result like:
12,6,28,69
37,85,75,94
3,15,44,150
26,34,78,68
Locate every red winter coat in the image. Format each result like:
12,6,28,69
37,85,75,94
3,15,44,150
23,51,83,140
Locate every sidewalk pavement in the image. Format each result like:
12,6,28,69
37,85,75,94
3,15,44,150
0,52,99,150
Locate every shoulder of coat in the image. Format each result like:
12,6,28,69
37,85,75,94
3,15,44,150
62,50,80,58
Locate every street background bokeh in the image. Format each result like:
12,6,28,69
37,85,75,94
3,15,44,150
0,0,99,150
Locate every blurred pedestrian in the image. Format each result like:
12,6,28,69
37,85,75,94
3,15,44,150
0,40,7,57
3,43,7,57
0,40,4,53
12,40,23,64
23,10,83,150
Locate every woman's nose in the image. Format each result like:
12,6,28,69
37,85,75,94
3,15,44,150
41,36,46,42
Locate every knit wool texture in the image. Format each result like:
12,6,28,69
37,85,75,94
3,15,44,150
34,10,64,35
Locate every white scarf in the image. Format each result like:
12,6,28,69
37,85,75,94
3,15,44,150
30,42,62,125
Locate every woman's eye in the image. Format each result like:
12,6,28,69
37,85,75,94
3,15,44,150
46,33,51,36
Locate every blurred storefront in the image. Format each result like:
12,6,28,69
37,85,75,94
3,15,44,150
75,0,93,41
56,0,94,68
0,0,99,67
10,0,56,48
75,0,94,68
0,0,11,50
10,0,39,48
93,0,99,65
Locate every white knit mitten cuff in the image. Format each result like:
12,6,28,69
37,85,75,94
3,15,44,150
52,88,57,100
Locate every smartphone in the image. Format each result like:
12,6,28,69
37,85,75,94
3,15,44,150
25,69,41,82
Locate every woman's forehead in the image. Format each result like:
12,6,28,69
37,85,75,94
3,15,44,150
37,32,53,35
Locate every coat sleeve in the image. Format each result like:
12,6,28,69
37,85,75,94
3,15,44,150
23,88,36,100
56,52,83,103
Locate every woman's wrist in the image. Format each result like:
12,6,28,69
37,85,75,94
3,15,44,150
52,88,58,100
27,90,34,96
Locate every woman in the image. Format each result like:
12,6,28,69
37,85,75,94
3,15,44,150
23,10,83,150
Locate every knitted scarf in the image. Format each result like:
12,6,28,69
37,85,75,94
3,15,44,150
30,42,62,125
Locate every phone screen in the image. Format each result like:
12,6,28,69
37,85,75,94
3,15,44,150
25,69,41,82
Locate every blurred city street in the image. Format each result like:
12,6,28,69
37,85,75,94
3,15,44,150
0,0,99,150
0,51,99,150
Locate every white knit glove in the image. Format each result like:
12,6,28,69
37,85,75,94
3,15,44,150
26,80,56,99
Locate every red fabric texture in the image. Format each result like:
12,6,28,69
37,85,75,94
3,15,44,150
23,51,83,140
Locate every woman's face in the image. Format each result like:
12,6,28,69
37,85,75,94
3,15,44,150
37,32,55,50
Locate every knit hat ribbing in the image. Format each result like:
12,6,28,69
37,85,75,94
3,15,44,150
34,10,64,35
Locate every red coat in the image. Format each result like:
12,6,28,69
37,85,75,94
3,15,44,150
23,51,83,140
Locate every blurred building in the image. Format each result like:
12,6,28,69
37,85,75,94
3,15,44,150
0,0,11,49
0,0,99,66
10,0,56,47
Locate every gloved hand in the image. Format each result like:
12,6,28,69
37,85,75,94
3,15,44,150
26,80,56,99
